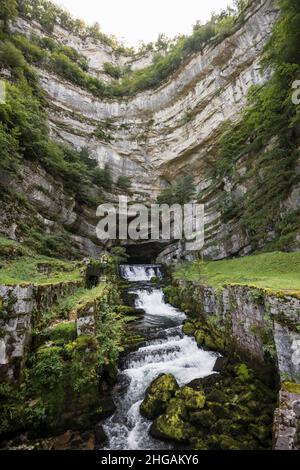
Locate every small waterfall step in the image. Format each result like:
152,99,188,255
120,264,162,282
101,264,217,451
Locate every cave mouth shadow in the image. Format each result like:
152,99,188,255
123,242,167,265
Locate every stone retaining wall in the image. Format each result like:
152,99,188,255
171,280,300,449
0,280,82,382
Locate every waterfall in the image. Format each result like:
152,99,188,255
120,264,162,281
101,265,217,450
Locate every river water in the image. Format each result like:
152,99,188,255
102,265,217,450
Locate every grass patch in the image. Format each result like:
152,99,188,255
174,252,300,295
34,284,107,331
0,236,81,285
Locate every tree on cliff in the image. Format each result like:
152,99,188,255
157,176,196,205
0,0,17,31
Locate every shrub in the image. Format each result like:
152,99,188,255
32,346,65,390
48,322,77,343
0,0,17,30
92,164,112,191
116,175,131,193
0,123,20,172
0,41,26,69
157,176,196,205
51,52,86,85
103,62,123,79
12,34,47,64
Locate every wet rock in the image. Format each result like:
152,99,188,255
94,424,107,445
150,398,196,443
190,409,215,428
213,356,228,373
206,389,227,404
140,374,179,419
182,321,196,336
50,430,96,450
175,387,206,411
186,374,219,391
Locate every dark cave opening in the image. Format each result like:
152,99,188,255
123,242,167,264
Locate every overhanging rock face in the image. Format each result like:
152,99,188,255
6,1,290,260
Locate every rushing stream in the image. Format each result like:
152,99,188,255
102,265,217,450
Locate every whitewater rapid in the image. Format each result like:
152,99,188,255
101,265,217,450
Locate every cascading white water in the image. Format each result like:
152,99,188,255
120,264,162,281
102,265,217,450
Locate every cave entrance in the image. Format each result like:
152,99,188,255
123,242,167,264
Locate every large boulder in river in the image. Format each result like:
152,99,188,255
150,398,195,443
140,374,179,419
149,386,206,443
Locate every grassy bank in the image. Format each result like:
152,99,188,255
0,236,81,285
174,252,300,295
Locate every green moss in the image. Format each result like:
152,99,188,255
282,381,300,395
194,329,205,346
182,321,196,336
141,355,276,450
48,321,77,343
150,399,196,443
190,409,215,428
175,387,206,411
140,374,179,419
235,363,252,383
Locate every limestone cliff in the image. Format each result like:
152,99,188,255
3,0,299,260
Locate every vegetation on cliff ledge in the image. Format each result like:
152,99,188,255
12,0,252,98
215,0,300,250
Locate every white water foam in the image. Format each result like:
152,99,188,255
102,265,217,450
120,264,162,281
134,288,186,321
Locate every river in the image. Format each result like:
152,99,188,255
101,264,217,450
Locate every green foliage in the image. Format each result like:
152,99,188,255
0,123,20,171
14,0,247,98
215,0,300,248
110,246,129,267
92,164,113,191
235,363,251,383
116,175,131,193
0,0,17,30
103,62,124,79
48,322,77,343
32,346,65,390
51,51,86,85
25,229,78,259
157,176,196,205
0,40,26,69
12,34,47,64
0,282,124,436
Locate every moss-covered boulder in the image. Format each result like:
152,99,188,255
175,386,206,411
140,374,179,419
194,329,205,346
148,385,206,443
150,398,196,443
182,321,196,336
190,409,215,428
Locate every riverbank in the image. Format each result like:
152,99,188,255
164,253,300,449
